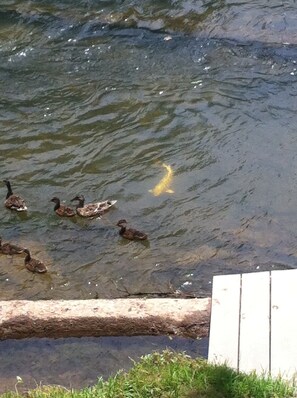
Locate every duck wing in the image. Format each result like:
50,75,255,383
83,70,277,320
5,194,27,211
56,205,76,217
76,200,117,217
132,229,148,240
1,243,24,255
125,227,148,241
26,258,47,273
76,203,102,217
96,200,117,212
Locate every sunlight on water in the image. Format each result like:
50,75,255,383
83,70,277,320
1,0,297,301
1,0,297,392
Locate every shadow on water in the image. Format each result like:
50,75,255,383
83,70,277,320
0,336,208,393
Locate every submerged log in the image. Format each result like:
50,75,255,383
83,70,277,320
0,298,211,340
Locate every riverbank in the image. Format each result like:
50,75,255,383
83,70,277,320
1,350,294,398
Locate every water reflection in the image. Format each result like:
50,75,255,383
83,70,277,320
0,336,208,394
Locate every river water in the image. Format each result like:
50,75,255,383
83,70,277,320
1,0,297,392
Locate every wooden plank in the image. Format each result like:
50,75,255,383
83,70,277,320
239,272,270,374
271,269,297,379
208,274,241,368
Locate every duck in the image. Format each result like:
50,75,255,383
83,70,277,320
0,236,25,255
3,179,27,211
23,249,47,273
71,194,117,218
50,197,76,217
116,219,148,241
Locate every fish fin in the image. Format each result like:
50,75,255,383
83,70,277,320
166,189,174,194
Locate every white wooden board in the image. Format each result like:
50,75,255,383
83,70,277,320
208,273,241,368
239,271,270,374
209,269,297,380
271,269,297,379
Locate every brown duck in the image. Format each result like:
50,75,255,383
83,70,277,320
23,249,47,273
0,237,24,255
3,179,27,211
50,197,76,217
116,219,148,241
71,194,117,217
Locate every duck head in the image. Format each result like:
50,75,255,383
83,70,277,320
116,219,128,227
50,197,61,210
50,197,60,204
71,195,85,208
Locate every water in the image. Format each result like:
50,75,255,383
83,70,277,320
1,0,297,390
0,336,208,393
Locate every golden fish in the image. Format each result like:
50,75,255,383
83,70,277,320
149,163,174,196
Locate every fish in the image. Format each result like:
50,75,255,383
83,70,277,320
149,163,174,196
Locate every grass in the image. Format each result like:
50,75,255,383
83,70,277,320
1,350,295,398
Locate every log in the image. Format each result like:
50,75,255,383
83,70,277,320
0,298,211,340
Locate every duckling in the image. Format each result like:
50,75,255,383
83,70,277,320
3,179,27,211
50,197,76,217
23,249,47,273
0,236,24,255
71,194,117,218
116,219,148,241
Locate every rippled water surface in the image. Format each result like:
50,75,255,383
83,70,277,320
1,0,297,300
1,0,297,392
0,336,208,393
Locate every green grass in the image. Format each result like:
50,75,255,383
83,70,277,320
1,350,295,398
